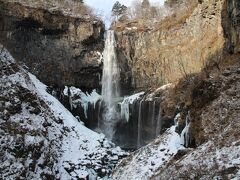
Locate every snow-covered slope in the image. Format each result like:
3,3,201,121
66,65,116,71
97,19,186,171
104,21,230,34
112,60,240,180
0,45,127,179
112,125,185,180
152,140,240,179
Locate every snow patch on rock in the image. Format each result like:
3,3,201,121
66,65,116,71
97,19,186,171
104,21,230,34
63,86,102,118
119,91,145,122
112,125,185,179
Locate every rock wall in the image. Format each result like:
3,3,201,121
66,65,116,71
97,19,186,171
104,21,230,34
222,0,240,53
113,0,225,91
0,0,105,90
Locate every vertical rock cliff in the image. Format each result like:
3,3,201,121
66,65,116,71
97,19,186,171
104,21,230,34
112,0,240,179
0,0,105,90
113,0,225,92
222,0,240,53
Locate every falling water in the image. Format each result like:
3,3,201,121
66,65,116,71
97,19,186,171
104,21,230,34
101,30,120,105
97,100,102,130
137,100,143,148
151,101,156,138
101,30,120,140
155,105,162,136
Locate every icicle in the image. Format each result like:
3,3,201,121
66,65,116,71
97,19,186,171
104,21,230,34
120,92,145,122
120,101,130,122
180,111,191,147
174,113,181,126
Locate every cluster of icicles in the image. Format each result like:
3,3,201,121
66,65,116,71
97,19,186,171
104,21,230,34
120,93,163,147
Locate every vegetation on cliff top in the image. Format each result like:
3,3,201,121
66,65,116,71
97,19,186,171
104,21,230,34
111,0,199,31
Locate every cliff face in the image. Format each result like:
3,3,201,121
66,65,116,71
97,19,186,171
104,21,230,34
114,0,225,91
0,0,104,90
222,0,240,53
112,0,240,178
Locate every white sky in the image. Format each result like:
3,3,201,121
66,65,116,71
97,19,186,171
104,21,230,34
85,0,165,26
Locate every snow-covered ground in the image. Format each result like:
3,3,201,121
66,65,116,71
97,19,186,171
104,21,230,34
152,140,240,180
0,45,127,179
112,125,185,179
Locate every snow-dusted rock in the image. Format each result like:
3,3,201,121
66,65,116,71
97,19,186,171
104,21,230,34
0,45,127,179
112,125,185,179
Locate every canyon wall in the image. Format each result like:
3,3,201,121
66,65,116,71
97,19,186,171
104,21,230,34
0,0,104,90
112,0,240,149
222,0,240,53
113,0,225,91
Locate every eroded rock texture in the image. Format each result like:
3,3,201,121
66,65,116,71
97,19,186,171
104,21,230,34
113,0,225,91
222,0,240,53
0,0,104,90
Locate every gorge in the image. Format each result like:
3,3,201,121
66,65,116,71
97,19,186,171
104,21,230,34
0,0,240,179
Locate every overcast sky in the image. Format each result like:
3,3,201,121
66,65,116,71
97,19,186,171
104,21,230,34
85,0,165,26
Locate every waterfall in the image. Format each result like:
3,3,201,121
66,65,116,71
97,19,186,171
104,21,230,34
137,100,143,148
97,100,102,130
155,105,162,136
151,101,156,138
101,30,120,140
101,30,120,105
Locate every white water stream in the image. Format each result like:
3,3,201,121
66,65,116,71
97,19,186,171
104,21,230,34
101,30,120,140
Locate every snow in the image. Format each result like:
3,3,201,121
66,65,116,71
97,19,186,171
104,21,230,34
24,135,43,146
174,113,181,125
112,125,185,179
28,73,128,179
119,91,145,122
125,27,138,31
146,83,172,101
0,45,126,179
29,74,104,176
96,51,103,64
64,86,102,118
168,141,240,179
0,44,15,64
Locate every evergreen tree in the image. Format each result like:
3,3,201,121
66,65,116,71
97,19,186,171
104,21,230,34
112,1,127,20
141,0,150,9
